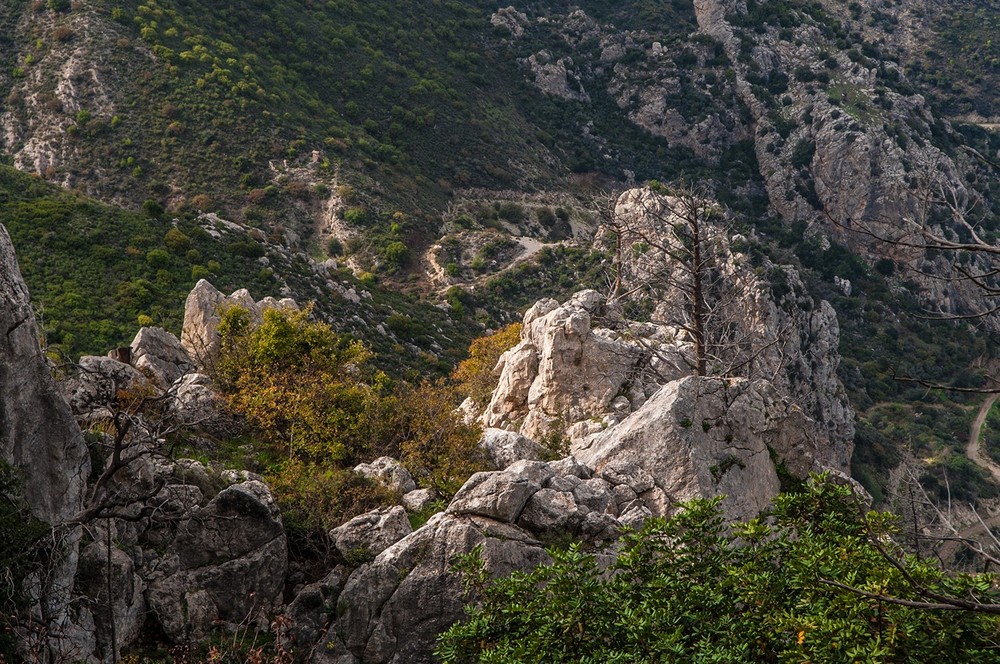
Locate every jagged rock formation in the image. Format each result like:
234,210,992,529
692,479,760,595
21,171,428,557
0,240,292,661
310,457,635,663
576,376,802,522
181,279,298,370
0,223,93,662
0,224,88,524
140,471,288,642
482,289,667,443
483,187,854,473
130,326,195,387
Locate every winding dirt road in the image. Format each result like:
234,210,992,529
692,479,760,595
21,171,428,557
966,393,1000,483
929,394,1000,566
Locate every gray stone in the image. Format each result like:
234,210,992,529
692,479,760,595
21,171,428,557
576,377,785,523
516,488,581,532
354,457,416,494
170,373,223,429
480,428,544,469
60,355,149,419
181,280,299,370
283,566,350,656
131,326,193,388
330,506,413,562
446,471,539,523
145,479,288,641
180,279,227,368
314,513,549,664
401,488,437,512
75,542,146,661
0,224,88,524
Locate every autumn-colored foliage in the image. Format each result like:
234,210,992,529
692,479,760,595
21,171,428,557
215,305,389,464
391,381,489,495
452,323,522,406
214,305,489,539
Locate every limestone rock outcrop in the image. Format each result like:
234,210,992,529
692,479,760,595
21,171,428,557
482,289,673,443
307,455,670,662
59,355,149,419
575,376,795,522
0,224,93,662
130,326,194,388
354,457,416,494
485,188,855,474
0,224,89,524
330,506,413,562
142,476,288,642
181,279,297,369
480,428,545,469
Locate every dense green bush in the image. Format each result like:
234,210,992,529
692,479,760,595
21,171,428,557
438,476,1000,662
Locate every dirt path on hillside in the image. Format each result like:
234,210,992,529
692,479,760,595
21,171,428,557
966,393,1000,484
924,394,1000,566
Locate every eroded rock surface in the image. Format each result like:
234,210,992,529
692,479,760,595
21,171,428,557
131,326,194,388
354,457,416,494
142,477,288,642
330,506,413,562
0,224,89,524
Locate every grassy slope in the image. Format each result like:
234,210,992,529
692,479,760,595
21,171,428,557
0,164,280,356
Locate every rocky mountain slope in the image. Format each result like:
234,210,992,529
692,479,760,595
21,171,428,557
4,0,1000,656
0,205,858,660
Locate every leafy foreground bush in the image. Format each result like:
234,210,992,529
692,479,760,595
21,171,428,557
438,477,1000,663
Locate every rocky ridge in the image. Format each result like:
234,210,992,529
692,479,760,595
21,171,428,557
0,222,855,662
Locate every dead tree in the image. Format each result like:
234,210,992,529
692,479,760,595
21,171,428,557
600,182,788,381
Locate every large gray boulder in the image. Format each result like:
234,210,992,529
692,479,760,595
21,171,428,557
169,373,228,433
330,506,413,562
130,326,194,387
59,355,149,419
354,457,416,494
313,513,550,664
574,376,812,523
144,479,288,642
480,428,545,469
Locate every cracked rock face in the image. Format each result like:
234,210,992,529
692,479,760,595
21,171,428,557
0,224,88,525
330,506,413,561
131,326,194,388
305,456,649,663
575,376,790,523
482,289,677,443
143,478,288,642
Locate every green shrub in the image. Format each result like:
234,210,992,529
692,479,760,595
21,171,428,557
164,227,192,253
343,206,368,225
142,199,164,218
438,477,1000,662
145,248,170,268
383,241,409,267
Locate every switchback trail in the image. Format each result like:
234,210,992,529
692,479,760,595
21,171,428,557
967,392,1000,484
